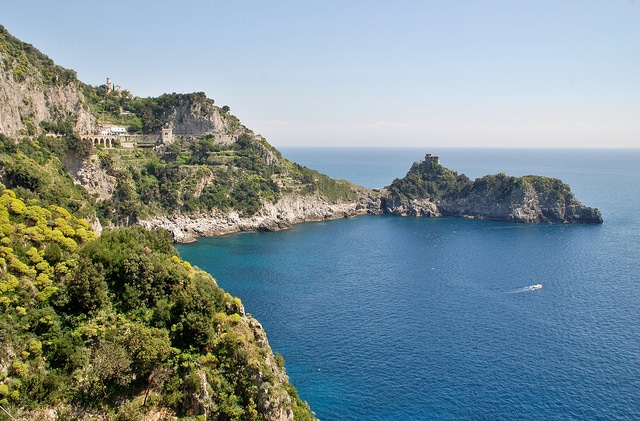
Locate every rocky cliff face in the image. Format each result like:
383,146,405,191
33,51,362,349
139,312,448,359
162,97,239,137
438,183,603,223
1,25,602,242
0,26,97,137
381,197,441,217
62,152,116,201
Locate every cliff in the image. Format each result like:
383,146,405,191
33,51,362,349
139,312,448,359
1,25,602,240
438,173,603,223
160,94,240,138
0,26,97,137
383,154,603,224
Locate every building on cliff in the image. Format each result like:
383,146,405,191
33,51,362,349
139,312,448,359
425,153,440,164
105,76,121,94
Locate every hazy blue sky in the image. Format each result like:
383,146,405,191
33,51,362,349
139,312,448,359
3,1,639,148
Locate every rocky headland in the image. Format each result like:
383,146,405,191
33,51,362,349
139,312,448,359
382,154,603,224
0,25,602,244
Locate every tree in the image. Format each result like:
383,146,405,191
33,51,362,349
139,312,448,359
85,338,132,399
56,257,108,314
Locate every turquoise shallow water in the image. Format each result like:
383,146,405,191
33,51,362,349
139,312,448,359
178,148,640,420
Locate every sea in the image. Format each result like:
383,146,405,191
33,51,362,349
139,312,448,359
177,148,640,421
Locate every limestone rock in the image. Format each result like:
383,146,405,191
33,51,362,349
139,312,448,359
438,180,603,223
384,154,603,224
162,97,237,136
382,197,440,217
62,152,116,201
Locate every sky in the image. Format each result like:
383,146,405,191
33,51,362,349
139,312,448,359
2,1,639,148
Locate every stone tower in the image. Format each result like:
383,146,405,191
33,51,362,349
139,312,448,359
162,126,173,144
424,153,440,164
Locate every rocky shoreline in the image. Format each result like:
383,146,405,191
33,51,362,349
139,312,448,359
138,193,384,243
383,187,603,224
138,180,602,244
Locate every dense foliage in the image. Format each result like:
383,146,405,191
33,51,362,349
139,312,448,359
0,26,373,419
0,128,358,228
0,134,95,217
80,87,230,135
0,185,315,420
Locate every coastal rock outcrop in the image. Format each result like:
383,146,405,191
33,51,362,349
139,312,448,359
383,154,603,224
128,152,603,244
438,178,603,223
381,197,441,217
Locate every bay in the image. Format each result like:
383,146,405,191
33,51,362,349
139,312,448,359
178,148,640,420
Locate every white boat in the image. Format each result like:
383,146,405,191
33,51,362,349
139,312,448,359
529,284,543,290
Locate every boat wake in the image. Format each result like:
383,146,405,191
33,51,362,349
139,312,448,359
509,284,543,293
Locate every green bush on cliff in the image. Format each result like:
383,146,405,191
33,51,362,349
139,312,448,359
82,87,220,135
471,173,524,202
0,136,95,217
386,158,472,202
522,175,574,204
386,156,581,213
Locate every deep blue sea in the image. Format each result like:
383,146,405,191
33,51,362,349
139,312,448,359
178,148,640,420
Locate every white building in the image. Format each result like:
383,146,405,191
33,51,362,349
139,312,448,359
101,126,128,136
110,126,128,135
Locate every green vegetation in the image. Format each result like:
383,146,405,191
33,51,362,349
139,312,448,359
387,157,577,207
0,25,77,86
0,185,315,420
471,173,525,202
0,126,359,227
521,175,574,204
81,83,141,132
81,87,224,135
287,163,360,202
80,85,241,136
91,131,361,222
386,158,472,202
93,132,283,221
2,21,360,221
0,134,96,217
0,132,320,418
469,173,575,204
